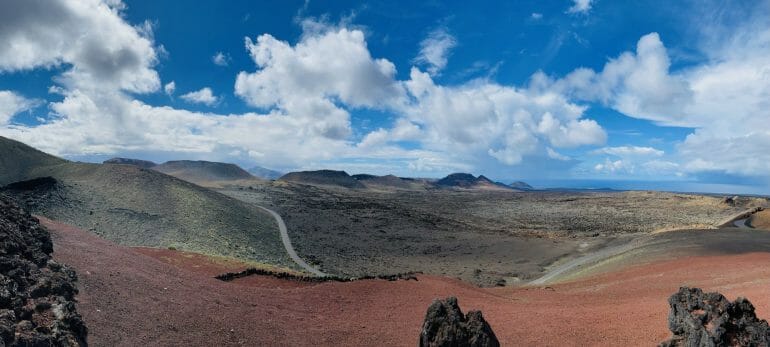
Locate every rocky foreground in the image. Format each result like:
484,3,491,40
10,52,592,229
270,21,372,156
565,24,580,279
661,287,770,346
0,195,86,346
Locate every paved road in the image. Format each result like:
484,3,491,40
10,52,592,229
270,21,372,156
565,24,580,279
256,206,328,277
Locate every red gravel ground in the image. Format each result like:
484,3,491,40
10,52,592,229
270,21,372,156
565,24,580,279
41,217,770,346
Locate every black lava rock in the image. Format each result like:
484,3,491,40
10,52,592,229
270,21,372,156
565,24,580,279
420,297,499,347
660,287,770,346
0,194,87,346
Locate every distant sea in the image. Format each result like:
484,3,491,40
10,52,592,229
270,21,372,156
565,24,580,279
523,179,770,196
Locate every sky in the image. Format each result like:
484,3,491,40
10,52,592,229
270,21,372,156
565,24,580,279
0,0,769,194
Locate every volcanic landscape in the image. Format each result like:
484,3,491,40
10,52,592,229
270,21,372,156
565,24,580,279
2,135,770,346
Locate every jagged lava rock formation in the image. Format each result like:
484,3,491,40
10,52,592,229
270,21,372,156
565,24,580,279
661,287,770,346
420,297,499,347
0,195,87,346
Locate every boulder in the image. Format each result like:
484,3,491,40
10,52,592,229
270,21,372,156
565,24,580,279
0,194,87,346
420,297,499,347
660,287,770,346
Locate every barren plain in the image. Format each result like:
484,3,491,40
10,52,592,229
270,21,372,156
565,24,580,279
220,181,765,286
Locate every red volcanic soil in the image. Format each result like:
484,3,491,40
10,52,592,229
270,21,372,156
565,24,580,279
41,217,770,346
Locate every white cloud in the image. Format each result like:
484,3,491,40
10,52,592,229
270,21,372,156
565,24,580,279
533,25,770,178
546,147,571,161
531,13,543,20
0,0,160,93
212,51,230,66
180,87,218,106
567,0,593,14
234,23,405,112
594,158,629,174
541,33,693,126
593,146,664,157
0,91,39,125
414,28,457,76
403,68,606,166
164,81,176,96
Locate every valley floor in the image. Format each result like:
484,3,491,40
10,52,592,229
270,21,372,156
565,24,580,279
44,216,770,346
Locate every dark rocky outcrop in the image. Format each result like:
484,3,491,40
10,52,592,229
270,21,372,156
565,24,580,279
1,177,69,213
0,194,87,346
660,287,770,346
420,297,499,347
103,157,157,169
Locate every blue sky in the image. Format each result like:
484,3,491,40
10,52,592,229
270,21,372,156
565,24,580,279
1,0,769,194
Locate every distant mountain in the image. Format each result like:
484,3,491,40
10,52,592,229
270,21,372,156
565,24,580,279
435,173,520,191
352,174,430,190
279,170,364,189
152,160,255,185
435,173,480,188
248,166,283,180
103,157,157,169
509,181,534,190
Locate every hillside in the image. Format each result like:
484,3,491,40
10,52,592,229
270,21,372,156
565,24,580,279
248,165,283,180
279,170,365,189
103,157,157,169
509,181,533,190
0,136,67,185
152,160,256,185
0,136,295,270
352,174,430,190
435,173,515,191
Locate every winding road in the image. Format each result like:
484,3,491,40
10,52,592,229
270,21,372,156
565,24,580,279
256,206,328,277
531,209,761,286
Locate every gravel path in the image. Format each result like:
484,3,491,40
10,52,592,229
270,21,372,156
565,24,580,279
255,205,327,277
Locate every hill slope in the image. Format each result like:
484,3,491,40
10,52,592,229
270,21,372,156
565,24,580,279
103,157,157,169
0,136,294,270
279,170,365,189
152,160,257,186
0,136,66,185
352,174,431,190
435,173,516,191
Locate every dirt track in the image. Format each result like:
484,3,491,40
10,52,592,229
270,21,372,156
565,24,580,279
44,217,770,346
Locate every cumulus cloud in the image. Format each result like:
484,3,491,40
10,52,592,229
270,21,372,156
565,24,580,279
567,0,593,14
537,33,693,125
546,147,571,161
594,158,628,174
593,146,664,157
0,91,39,125
403,68,606,166
234,23,406,140
163,81,176,96
531,13,543,20
212,51,230,66
0,0,160,93
526,22,770,180
180,87,218,106
414,28,457,76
